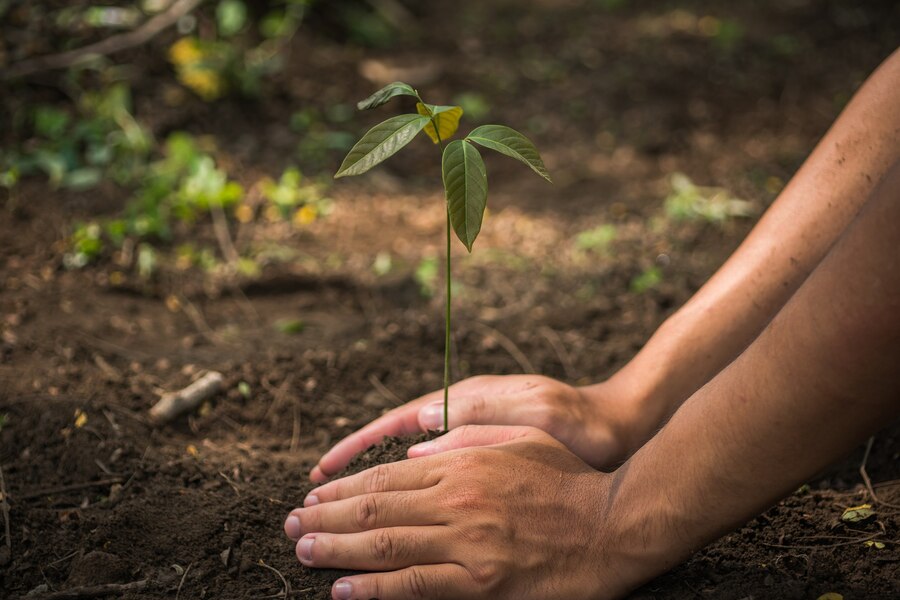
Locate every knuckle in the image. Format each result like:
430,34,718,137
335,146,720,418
372,528,396,563
444,488,484,514
365,464,391,493
468,559,503,588
355,494,380,530
402,567,430,598
466,394,490,417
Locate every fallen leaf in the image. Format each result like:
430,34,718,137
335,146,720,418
863,540,886,549
817,594,843,600
74,409,88,428
186,444,199,458
841,504,875,523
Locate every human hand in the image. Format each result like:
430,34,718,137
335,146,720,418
311,374,643,482
289,426,639,600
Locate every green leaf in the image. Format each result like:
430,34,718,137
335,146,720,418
335,114,430,178
442,140,488,252
416,103,463,144
466,125,551,182
216,0,247,36
356,82,418,110
275,318,305,334
62,168,102,190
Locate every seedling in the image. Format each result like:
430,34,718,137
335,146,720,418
335,81,551,429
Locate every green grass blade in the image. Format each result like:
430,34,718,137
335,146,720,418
335,114,430,178
442,140,488,252
466,124,551,182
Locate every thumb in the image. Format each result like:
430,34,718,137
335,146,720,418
417,395,499,432
408,425,541,458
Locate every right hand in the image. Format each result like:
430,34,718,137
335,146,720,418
310,374,643,482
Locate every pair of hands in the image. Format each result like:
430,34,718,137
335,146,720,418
310,374,644,482
287,375,656,600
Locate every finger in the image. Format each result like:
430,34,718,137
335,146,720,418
330,564,474,600
285,490,435,539
312,379,490,482
418,389,555,432
311,403,427,482
408,425,545,458
307,458,442,505
295,527,449,571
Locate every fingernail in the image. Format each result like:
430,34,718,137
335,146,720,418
284,516,301,540
304,494,319,507
419,401,444,431
333,580,353,600
297,536,315,563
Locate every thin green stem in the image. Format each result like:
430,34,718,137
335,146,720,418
428,112,451,433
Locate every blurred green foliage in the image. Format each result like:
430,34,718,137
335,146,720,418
664,173,755,225
630,266,662,294
65,130,331,271
1,84,151,190
576,224,617,252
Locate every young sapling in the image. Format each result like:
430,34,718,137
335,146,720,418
335,81,551,430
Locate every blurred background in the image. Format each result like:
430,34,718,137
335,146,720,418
2,0,898,308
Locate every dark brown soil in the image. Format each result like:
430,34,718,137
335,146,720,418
3,1,900,599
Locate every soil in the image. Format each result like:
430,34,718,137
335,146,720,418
3,1,900,599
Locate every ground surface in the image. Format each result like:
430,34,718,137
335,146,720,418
2,1,900,598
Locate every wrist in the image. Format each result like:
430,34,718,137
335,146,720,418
586,468,683,599
597,452,696,596
577,356,680,461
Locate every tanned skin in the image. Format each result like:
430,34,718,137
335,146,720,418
287,48,900,600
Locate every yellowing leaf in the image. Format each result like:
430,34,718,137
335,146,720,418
168,37,203,65
841,504,875,523
165,295,182,313
417,103,463,144
74,409,88,428
293,205,317,227
186,444,199,458
864,540,886,549
816,594,844,600
234,203,253,223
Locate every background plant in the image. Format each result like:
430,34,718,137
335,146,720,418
335,81,551,429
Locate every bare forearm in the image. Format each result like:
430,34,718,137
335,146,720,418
606,163,900,593
595,48,900,432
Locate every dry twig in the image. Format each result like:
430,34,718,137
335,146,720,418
2,0,204,79
860,436,900,510
19,478,123,501
0,463,11,555
368,374,404,406
257,559,291,599
761,531,884,550
179,296,224,345
472,322,535,374
290,401,302,453
23,579,149,599
538,326,578,380
174,563,192,600
149,371,224,423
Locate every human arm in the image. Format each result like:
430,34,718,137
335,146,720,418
601,46,900,450
288,163,900,599
311,48,900,482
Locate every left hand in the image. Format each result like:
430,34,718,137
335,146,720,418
284,426,631,600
